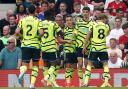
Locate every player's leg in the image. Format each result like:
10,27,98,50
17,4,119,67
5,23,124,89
100,52,111,87
43,52,60,87
18,47,31,85
83,61,92,86
76,48,84,86
41,52,50,86
29,48,40,89
83,52,98,86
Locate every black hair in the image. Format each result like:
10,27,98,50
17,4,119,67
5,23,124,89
28,5,36,14
82,6,90,11
44,10,54,21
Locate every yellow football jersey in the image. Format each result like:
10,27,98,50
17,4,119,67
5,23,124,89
90,21,109,52
39,20,61,52
18,16,41,48
76,19,94,48
63,26,77,53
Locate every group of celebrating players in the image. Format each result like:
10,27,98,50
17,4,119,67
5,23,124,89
14,4,115,89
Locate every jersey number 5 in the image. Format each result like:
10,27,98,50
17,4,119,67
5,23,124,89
98,29,105,39
26,25,32,36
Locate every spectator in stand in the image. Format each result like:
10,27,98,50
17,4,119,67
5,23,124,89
107,0,127,16
121,51,128,68
104,8,115,28
109,8,127,29
119,22,128,60
91,0,105,8
91,7,102,21
0,25,10,46
37,1,49,21
48,0,56,17
107,38,122,58
55,14,65,29
80,0,94,14
0,9,13,36
109,17,124,41
108,52,123,68
0,39,4,52
24,0,33,8
16,4,27,24
16,0,23,5
57,2,69,21
55,0,74,14
0,36,22,69
72,2,81,22
9,15,17,35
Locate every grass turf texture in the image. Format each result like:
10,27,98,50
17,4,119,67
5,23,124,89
0,88,127,89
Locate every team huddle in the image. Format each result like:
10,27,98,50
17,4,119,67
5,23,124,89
15,5,111,89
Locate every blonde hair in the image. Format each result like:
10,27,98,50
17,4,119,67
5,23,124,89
8,36,17,46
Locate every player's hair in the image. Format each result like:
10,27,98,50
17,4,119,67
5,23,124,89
28,5,36,14
97,13,108,20
82,6,90,11
44,10,54,21
122,22,128,30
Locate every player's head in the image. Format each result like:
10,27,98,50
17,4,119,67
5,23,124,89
97,13,108,23
28,5,36,14
82,6,90,18
65,15,73,26
44,10,54,21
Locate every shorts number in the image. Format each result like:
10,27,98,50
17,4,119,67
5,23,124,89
26,25,32,36
98,29,105,39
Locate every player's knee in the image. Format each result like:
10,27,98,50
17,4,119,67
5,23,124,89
20,65,27,73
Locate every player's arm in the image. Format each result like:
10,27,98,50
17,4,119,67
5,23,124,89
82,30,92,54
56,30,72,44
38,21,45,37
14,20,23,38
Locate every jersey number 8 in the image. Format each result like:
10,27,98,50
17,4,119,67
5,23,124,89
98,29,105,39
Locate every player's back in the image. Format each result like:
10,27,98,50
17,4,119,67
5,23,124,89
40,20,61,52
91,21,109,52
19,15,40,48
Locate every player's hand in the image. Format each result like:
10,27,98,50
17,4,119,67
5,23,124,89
82,47,87,54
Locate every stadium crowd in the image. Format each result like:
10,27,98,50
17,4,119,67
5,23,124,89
0,0,128,88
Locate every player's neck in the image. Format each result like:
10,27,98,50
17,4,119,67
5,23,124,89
83,17,89,22
67,24,74,28
29,13,35,16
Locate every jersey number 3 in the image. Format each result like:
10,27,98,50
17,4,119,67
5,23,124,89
98,29,105,39
26,25,32,36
